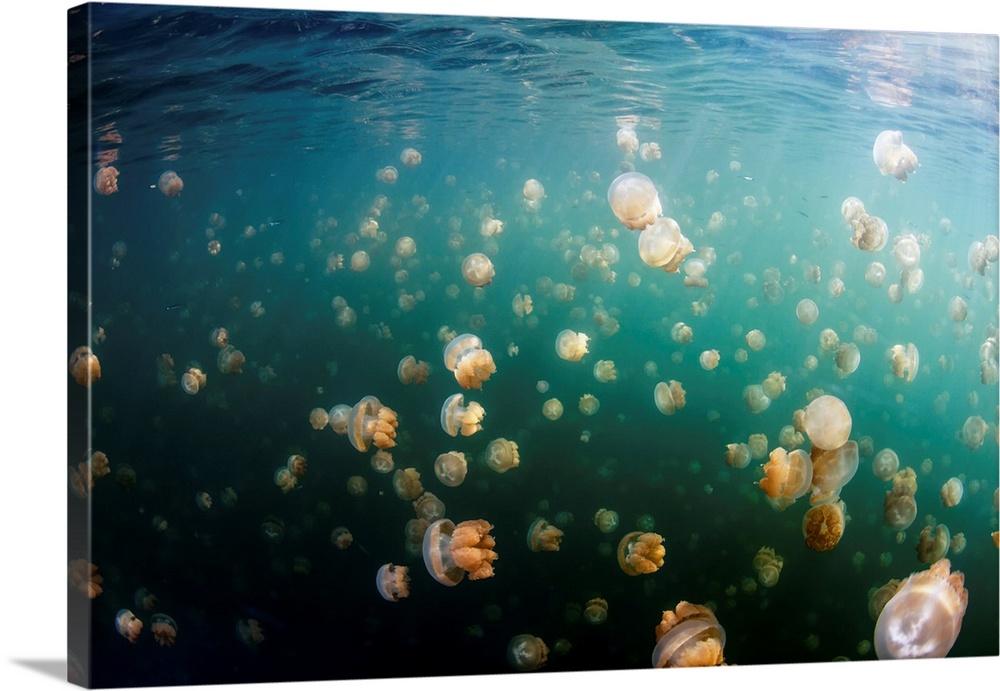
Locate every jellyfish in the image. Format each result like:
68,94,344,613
725,443,751,469
150,614,178,647
286,454,307,478
950,533,967,555
893,234,922,271
273,467,298,494
761,371,786,399
745,329,766,352
652,601,726,668
392,468,423,501
434,451,468,487
851,214,889,252
841,196,867,224
462,252,495,287
617,531,666,575
578,393,600,416
802,500,846,551
309,408,330,431
217,345,245,374
555,329,590,362
346,475,368,497
68,560,103,599
752,547,783,588
915,523,951,564
884,468,918,531
889,343,919,382
94,166,120,195
834,343,861,379
542,398,563,421
376,563,410,602
508,634,549,672
235,618,265,649
441,393,486,437
523,178,545,201
527,518,564,552
157,170,184,197
584,598,609,624
485,437,520,473
868,579,902,621
328,404,350,435
872,130,918,182
809,441,859,505
802,394,852,451
742,384,771,414
699,350,720,370
195,491,213,510
759,447,813,511
443,334,496,390
413,492,447,523
872,448,900,481
819,328,841,353
654,380,686,415
637,217,695,273
616,126,639,153
397,355,430,385
593,360,618,383
939,477,964,508
69,346,101,388
874,559,967,659
347,395,399,451
115,609,143,643
607,171,661,230
330,526,354,550
796,299,819,325
422,518,498,585
961,415,988,450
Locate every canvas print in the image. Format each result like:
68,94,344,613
67,2,999,688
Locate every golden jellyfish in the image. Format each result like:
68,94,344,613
434,451,468,487
802,394,852,451
747,434,768,461
309,407,330,431
375,563,410,602
508,634,549,672
795,298,819,325
761,371,786,399
850,213,889,252
699,349,720,370
522,178,545,201
397,355,430,385
347,395,399,451
350,250,370,273
440,393,486,437
640,141,662,161
742,384,771,414
115,609,143,643
819,328,840,353
961,415,988,450
346,475,368,497
873,130,918,182
400,147,422,167
809,441,859,505
330,526,354,550
834,343,861,379
593,359,618,383
654,380,686,415
869,579,902,621
542,398,563,421
759,447,813,511
872,448,900,481
916,523,951,564
209,327,229,349
394,236,417,259
461,252,495,287
652,601,726,668
874,559,967,659
617,531,666,575
555,329,590,362
584,598,609,625
273,467,298,493
948,295,968,322
443,333,496,389
841,196,867,224
527,518,564,552
150,614,178,647
485,437,520,473
578,393,600,416
413,491,447,523
69,346,101,388
884,468,918,531
670,322,693,344
802,500,846,551
752,547,784,588
593,508,620,534
889,342,919,382
94,166,120,195
950,532,967,555
941,477,964,508
285,454,307,478
217,345,245,374
745,329,766,352
725,442,751,469
68,559,103,599
157,170,184,197
607,171,661,230
893,234,922,271
422,518,498,585
637,217,695,273
328,404,350,435
376,165,397,183
616,126,639,153
392,468,423,501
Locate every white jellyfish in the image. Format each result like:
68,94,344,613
872,130,918,182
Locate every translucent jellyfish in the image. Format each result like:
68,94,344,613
422,518,498,585
69,346,101,388
68,560,103,598
195,491,213,510
872,448,900,481
902,267,924,294
584,597,609,624
652,601,726,668
699,350,720,370
328,404,350,435
617,531,666,575
347,395,399,451
796,299,819,325
413,492,446,523
375,563,410,602
819,328,840,354
961,415,988,450
725,443,751,469
654,380,686,415
683,258,708,287
443,333,496,390
883,468,918,531
850,214,889,252
874,559,967,659
841,196,866,224
527,518,564,552
941,478,964,508
555,329,589,362
947,296,968,322
593,508,620,534
180,365,206,395
330,526,354,550
397,355,430,385
802,394,851,451
893,234,922,270
869,579,902,621
761,371,786,399
346,475,368,497
115,609,143,643
607,172,661,230
872,130,918,182
461,252,495,287
150,614,178,647
508,634,549,672
747,434,768,461
217,345,245,374
950,532,967,555
94,166,120,195
759,447,813,511
235,619,265,649
434,451,468,487
745,329,766,351
916,523,951,564
526,401,557,429
578,393,600,416
399,147,422,167
637,217,695,273
616,126,639,153
742,384,771,414
273,467,298,494
392,468,423,501
593,360,618,383
484,437,519,473
441,393,485,437
522,178,545,202
670,322,693,344
752,547,784,588
376,166,398,183
157,170,184,197
834,343,861,378
802,500,846,551
809,441,859,505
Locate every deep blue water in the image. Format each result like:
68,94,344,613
69,3,999,687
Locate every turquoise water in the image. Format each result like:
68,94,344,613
69,3,998,686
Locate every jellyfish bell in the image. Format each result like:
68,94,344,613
607,171,661,230
652,601,726,668
637,217,695,273
555,329,590,362
802,395,852,451
742,384,771,414
422,518,498,586
759,447,814,510
872,448,900,481
802,500,846,551
434,451,468,487
440,393,486,437
961,415,988,450
328,404,350,435
157,170,184,197
485,437,520,473
809,441,859,505
654,380,686,415
617,531,666,575
940,477,964,507
884,468,918,531
893,235,922,270
874,559,968,659
725,442,751,469
69,346,101,388
375,563,410,602
527,518,564,552
796,299,819,325
115,609,143,643
851,214,888,252
94,166,120,195
889,343,920,382
462,252,495,287
873,130,918,182
347,395,399,452
916,524,951,564
507,634,549,672
841,196,867,224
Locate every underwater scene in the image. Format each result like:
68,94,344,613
68,2,999,687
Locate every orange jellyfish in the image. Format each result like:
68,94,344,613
507,634,549,672
802,500,846,551
802,394,852,451
884,468,918,531
94,166,120,195
461,252,495,287
375,563,410,602
217,345,245,374
330,526,353,550
607,172,661,230
527,518,564,552
157,170,184,197
68,560,103,598
637,217,695,273
434,451,468,487
578,393,600,416
653,380,686,415
347,396,399,451
393,468,423,501
273,467,298,494
309,407,330,431
584,598,609,624
725,443,751,469
874,559,967,659
397,355,430,385
115,609,143,643
69,346,101,387
752,547,783,587
542,398,564,421
809,441,859,505
443,334,496,389
758,447,813,511
422,518,498,585
617,531,666,575
916,523,951,564
652,601,726,667
150,614,178,647
286,454,307,478
328,404,351,435
440,393,485,437
413,491,446,523
555,329,590,362
485,437,520,473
